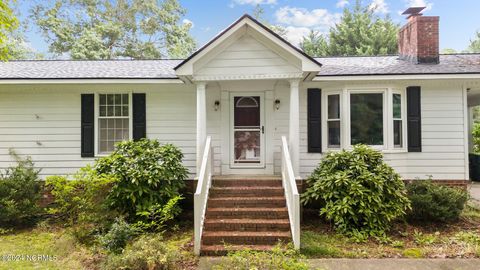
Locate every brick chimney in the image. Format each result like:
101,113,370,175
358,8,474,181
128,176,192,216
398,7,439,64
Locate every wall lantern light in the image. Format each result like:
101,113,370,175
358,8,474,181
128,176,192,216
214,100,220,111
274,99,281,110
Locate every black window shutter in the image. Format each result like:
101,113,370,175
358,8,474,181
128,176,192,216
132,93,146,141
81,94,95,157
308,88,322,153
407,86,422,152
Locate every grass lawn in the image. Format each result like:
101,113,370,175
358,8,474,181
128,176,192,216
0,221,196,270
301,202,480,259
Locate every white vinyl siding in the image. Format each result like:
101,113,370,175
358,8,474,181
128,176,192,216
300,80,468,181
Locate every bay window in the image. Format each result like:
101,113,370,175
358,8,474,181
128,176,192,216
322,88,406,151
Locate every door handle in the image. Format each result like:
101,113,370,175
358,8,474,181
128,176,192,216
261,126,264,134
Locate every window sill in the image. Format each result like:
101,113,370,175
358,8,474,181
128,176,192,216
321,148,408,154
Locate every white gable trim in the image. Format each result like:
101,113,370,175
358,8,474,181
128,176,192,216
175,14,321,79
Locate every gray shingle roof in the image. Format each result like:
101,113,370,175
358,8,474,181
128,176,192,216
0,59,182,79
0,54,479,79
315,54,480,76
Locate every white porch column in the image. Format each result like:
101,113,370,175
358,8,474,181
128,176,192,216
196,82,207,175
289,79,300,177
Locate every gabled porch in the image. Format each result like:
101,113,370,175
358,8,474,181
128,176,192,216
173,15,322,255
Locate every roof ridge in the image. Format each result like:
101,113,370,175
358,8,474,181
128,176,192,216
5,58,185,62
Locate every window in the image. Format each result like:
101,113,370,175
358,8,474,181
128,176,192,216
393,93,403,148
350,93,384,146
327,94,341,148
98,94,130,154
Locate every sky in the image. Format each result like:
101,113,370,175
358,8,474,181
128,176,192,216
15,0,480,58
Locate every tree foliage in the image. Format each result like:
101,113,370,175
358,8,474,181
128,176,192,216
0,0,19,61
32,0,196,59
300,0,398,57
467,31,480,53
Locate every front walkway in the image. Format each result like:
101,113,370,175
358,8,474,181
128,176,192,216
199,258,480,270
309,259,480,270
470,182,480,207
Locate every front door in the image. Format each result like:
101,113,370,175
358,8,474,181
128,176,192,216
230,93,265,168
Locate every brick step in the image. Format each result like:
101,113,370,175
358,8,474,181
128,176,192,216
212,179,282,188
200,244,275,256
204,218,290,232
210,186,285,197
202,231,291,245
208,197,286,208
206,207,289,219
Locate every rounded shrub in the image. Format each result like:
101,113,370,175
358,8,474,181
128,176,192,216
94,139,188,220
406,180,468,222
301,145,411,237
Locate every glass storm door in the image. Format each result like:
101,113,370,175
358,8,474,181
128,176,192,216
231,95,265,168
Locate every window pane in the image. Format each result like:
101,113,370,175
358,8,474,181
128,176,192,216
328,95,340,119
107,106,114,116
114,94,121,105
99,105,106,117
328,121,340,148
350,93,383,145
122,94,129,105
100,94,106,105
122,106,129,116
394,120,402,147
107,94,114,105
393,94,401,119
114,106,122,116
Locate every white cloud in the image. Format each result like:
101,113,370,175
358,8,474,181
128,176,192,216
369,0,389,14
336,0,349,8
232,0,277,6
182,19,194,28
283,26,312,47
405,0,433,11
275,6,341,28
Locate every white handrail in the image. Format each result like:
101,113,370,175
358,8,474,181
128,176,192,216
281,136,300,249
194,136,213,255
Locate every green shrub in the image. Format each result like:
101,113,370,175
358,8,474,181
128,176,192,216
94,139,188,222
134,195,183,231
101,233,186,270
406,180,469,222
99,218,139,254
213,245,309,270
46,166,117,227
301,145,411,237
473,123,480,153
0,151,42,227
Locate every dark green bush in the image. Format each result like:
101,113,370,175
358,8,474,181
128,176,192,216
94,139,188,223
99,217,139,254
301,145,411,237
46,166,117,227
406,180,469,222
0,151,42,227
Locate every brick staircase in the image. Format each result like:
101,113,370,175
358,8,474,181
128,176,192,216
200,175,292,256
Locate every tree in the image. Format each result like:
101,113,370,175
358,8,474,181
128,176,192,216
300,0,398,57
467,31,480,53
441,48,457,54
252,4,287,39
0,0,19,61
31,0,196,59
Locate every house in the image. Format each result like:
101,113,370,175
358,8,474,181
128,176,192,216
1,7,480,255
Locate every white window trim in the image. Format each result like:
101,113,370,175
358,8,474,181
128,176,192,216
321,87,407,152
386,88,408,153
322,90,343,151
94,92,133,157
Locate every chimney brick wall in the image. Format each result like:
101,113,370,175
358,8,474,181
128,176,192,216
398,15,439,64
